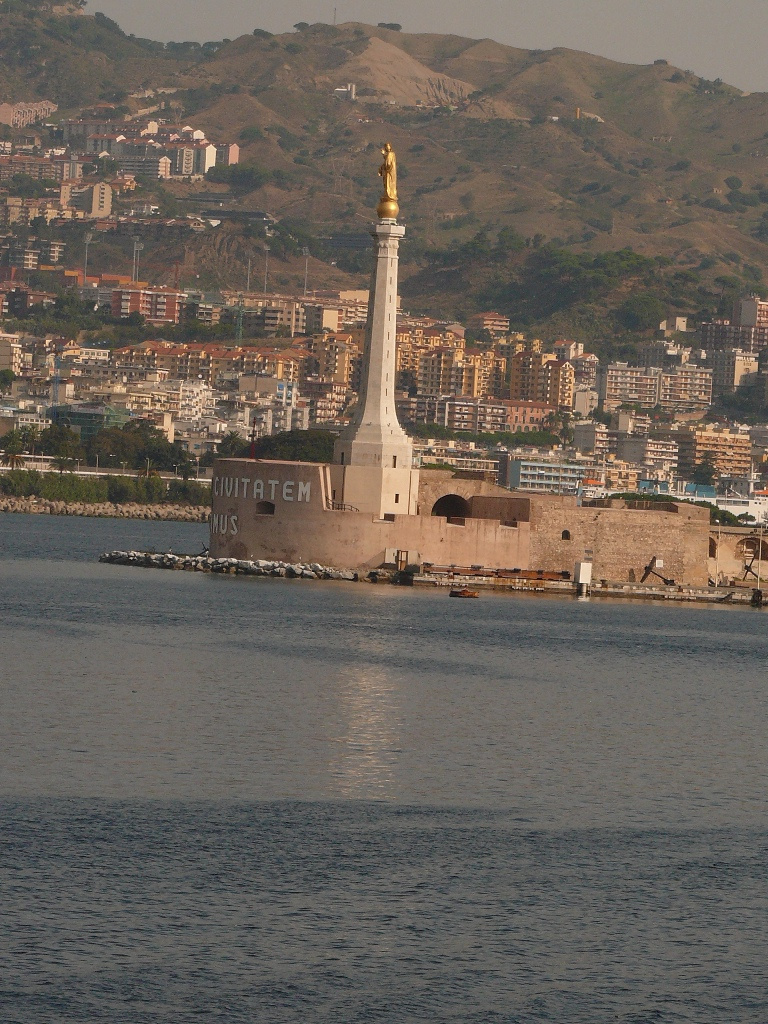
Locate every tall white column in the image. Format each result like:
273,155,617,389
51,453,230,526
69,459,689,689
334,219,413,471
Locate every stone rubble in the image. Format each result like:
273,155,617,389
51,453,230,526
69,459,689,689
98,550,359,582
0,496,209,522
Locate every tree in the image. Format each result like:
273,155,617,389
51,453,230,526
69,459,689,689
616,293,667,332
0,429,24,453
252,429,335,463
39,424,84,460
0,369,15,391
691,455,718,485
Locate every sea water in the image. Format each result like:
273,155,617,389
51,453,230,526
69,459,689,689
1,514,767,1022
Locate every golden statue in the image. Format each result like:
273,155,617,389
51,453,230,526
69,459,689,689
377,141,399,219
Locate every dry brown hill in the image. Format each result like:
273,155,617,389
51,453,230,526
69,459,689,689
5,11,768,327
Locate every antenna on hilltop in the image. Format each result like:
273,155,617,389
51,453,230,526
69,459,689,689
333,6,337,25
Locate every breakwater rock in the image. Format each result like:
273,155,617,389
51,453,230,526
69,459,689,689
99,550,359,581
1,496,209,522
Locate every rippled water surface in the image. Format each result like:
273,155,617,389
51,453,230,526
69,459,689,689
1,514,767,1022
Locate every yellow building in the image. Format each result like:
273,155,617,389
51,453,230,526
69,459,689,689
509,351,574,410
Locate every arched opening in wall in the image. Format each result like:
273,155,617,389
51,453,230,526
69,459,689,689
562,530,571,541
431,494,471,519
709,537,718,558
255,501,275,515
737,536,768,560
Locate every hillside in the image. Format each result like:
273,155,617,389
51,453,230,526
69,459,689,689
4,10,768,333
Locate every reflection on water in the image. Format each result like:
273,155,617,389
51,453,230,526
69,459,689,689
330,665,403,799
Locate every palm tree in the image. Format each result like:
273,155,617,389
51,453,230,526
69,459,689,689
19,425,40,457
217,430,246,458
51,455,76,474
1,450,25,470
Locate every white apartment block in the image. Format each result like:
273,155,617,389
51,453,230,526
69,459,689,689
598,362,712,413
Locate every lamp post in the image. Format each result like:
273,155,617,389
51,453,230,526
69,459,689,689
302,246,310,296
246,256,251,294
758,524,763,590
83,231,93,284
132,237,144,283
263,245,270,296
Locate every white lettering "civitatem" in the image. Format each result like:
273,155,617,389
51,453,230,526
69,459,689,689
213,476,311,502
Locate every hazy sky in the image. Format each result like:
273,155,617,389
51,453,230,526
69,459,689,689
89,0,768,92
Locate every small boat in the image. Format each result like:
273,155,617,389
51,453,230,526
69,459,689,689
449,587,480,598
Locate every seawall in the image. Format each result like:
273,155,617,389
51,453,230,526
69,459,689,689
1,496,209,522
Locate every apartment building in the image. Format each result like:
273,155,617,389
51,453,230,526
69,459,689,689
553,340,584,362
505,400,556,432
598,362,712,413
671,425,752,478
299,378,348,423
434,397,509,434
508,351,574,410
699,319,768,354
0,333,23,377
113,341,301,386
467,311,511,337
63,182,113,218
602,460,640,494
657,365,713,414
415,346,507,399
111,286,186,325
0,100,57,128
597,363,660,411
572,421,611,458
708,349,759,396
306,334,361,387
615,435,679,475
304,304,343,334
571,353,600,388
498,455,598,495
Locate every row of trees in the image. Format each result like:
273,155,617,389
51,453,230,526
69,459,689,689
0,420,199,476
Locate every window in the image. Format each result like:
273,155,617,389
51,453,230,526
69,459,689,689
562,530,571,541
392,456,397,468
395,493,399,503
